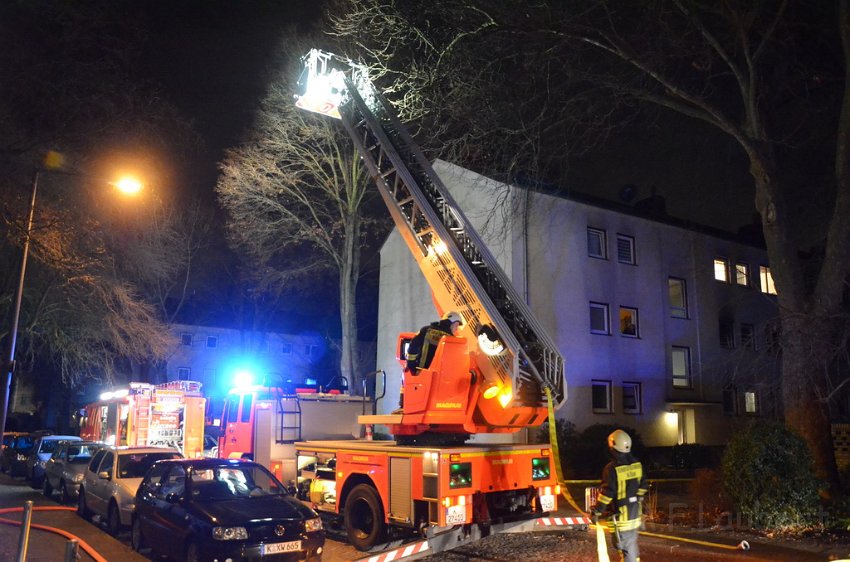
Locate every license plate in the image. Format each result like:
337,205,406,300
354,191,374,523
539,494,555,512
445,504,466,525
262,540,302,555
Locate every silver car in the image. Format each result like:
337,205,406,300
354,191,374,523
26,435,81,489
77,446,182,536
43,441,103,503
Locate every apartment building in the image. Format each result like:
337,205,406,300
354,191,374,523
375,160,779,447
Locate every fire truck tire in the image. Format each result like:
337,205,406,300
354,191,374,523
344,484,386,551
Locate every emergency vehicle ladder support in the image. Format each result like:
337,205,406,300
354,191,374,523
276,392,303,443
330,54,565,407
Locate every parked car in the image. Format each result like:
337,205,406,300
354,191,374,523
43,440,103,503
132,458,324,562
77,445,182,536
2,433,35,476
26,435,82,488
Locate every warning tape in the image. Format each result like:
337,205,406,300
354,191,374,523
536,516,590,527
357,539,430,562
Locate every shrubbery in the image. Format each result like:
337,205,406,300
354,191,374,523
721,420,822,530
539,421,644,479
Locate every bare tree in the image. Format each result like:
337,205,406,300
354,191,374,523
217,42,377,393
331,0,850,492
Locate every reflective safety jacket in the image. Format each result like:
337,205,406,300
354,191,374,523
406,319,454,372
595,451,648,531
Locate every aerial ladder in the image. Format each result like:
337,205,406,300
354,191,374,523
296,49,566,443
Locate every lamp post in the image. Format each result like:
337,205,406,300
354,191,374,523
0,168,142,440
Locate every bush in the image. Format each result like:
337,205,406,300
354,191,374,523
721,420,822,530
539,421,644,479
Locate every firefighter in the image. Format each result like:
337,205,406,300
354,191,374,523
590,429,647,562
396,311,463,411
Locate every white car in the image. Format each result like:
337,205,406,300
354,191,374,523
77,445,182,535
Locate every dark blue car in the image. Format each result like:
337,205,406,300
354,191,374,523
132,458,324,561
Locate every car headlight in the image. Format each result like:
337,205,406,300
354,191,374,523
16,454,27,461
212,526,248,540
72,473,84,483
304,517,323,532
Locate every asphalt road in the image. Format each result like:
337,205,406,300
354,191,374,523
1,470,844,562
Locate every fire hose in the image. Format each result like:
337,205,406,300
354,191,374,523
544,389,752,558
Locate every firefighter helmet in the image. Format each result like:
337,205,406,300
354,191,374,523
442,311,463,325
608,429,632,453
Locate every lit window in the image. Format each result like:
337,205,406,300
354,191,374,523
282,343,292,355
591,380,612,413
719,322,735,349
206,336,218,348
668,277,688,319
587,227,607,259
177,367,191,380
180,333,192,346
740,324,756,350
759,266,777,295
714,258,729,282
589,302,610,335
671,346,691,388
619,306,639,337
617,234,635,265
622,382,642,414
735,263,750,286
744,391,759,414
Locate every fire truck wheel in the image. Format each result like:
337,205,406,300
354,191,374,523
344,484,386,551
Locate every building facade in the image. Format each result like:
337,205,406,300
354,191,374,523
376,160,780,447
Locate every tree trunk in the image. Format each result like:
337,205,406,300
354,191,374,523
781,313,841,496
339,217,361,394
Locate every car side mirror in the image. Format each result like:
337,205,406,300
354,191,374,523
165,493,182,504
98,470,111,480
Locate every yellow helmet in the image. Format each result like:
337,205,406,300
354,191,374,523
608,429,632,453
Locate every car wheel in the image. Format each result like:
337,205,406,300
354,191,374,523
77,488,90,520
107,501,122,536
131,516,146,552
185,541,202,562
59,482,70,504
42,478,53,498
344,483,387,551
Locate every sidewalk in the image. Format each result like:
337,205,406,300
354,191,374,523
0,472,146,562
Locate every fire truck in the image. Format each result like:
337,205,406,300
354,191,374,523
79,380,206,459
286,50,573,554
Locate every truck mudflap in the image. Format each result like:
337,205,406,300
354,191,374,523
352,516,589,562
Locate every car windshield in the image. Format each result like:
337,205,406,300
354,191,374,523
189,464,285,501
118,452,181,478
68,444,99,464
39,440,62,454
14,436,33,450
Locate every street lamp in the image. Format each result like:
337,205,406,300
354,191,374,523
0,167,143,441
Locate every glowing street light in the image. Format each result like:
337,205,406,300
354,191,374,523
0,164,143,441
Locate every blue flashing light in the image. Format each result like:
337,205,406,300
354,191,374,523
233,369,255,389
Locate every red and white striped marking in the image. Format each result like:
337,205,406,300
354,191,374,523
358,540,430,562
536,516,590,526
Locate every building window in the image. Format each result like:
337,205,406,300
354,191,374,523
282,343,292,355
668,277,688,319
619,306,639,337
671,346,691,388
714,258,729,282
306,344,318,358
719,321,735,349
180,333,192,346
622,382,642,414
587,227,607,259
744,391,759,414
722,387,737,415
759,265,777,295
735,263,750,287
740,324,756,349
616,234,635,265
177,367,191,380
766,321,781,355
206,336,218,348
589,302,610,335
591,380,612,413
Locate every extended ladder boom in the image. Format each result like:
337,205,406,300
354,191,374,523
296,50,565,414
